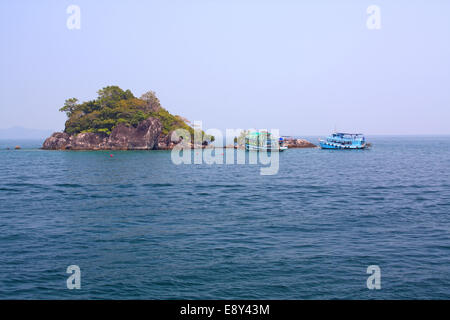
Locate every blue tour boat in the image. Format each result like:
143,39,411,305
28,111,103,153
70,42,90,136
319,133,368,149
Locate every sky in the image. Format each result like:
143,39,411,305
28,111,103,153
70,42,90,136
0,0,449,135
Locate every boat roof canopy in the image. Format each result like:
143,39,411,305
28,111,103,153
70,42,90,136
247,131,271,136
333,132,364,136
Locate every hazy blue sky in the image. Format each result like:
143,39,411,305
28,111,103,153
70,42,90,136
1,0,449,135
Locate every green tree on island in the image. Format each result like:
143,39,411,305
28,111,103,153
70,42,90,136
59,86,202,139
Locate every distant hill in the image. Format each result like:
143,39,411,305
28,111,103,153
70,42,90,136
0,127,55,140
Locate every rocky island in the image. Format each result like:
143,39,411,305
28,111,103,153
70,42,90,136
43,86,208,150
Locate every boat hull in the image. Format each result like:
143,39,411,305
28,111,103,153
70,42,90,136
245,145,286,152
319,141,366,150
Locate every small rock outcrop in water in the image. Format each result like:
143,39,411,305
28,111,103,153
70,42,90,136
43,117,164,150
283,138,317,148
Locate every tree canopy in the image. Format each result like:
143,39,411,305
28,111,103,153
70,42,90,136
60,86,193,136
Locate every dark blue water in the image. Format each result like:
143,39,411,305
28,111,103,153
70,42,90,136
0,136,449,299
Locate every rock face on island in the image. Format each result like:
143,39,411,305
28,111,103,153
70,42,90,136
43,117,167,150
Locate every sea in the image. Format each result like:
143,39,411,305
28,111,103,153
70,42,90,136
0,136,449,299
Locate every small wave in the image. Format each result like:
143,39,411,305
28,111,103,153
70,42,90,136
0,187,20,192
196,184,246,189
117,184,135,189
142,183,174,187
3,183,49,191
5,182,38,187
55,183,83,188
